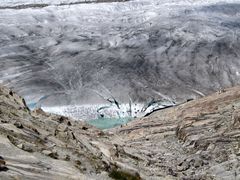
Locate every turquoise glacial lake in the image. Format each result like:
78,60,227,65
88,117,133,129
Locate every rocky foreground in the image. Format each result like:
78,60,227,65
0,85,240,179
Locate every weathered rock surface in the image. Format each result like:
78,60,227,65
112,86,240,179
0,85,240,179
0,85,118,179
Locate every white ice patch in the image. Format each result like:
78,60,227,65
42,101,174,121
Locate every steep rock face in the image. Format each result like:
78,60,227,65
113,86,240,179
0,85,240,179
0,86,113,179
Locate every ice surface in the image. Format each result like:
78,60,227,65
41,101,173,128
41,100,172,120
0,0,95,7
1,0,240,121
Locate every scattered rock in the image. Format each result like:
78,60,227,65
17,143,23,149
58,116,66,123
42,150,52,156
109,168,141,180
14,121,23,129
9,90,14,96
177,161,190,172
21,144,35,152
48,151,59,159
64,155,70,161
0,156,8,172
82,126,88,130
67,121,72,126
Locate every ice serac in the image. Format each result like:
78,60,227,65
1,85,240,179
1,0,240,114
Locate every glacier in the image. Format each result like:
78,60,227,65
1,0,240,127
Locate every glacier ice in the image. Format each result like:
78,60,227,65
1,0,240,122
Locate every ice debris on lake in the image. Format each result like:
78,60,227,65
41,99,175,121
